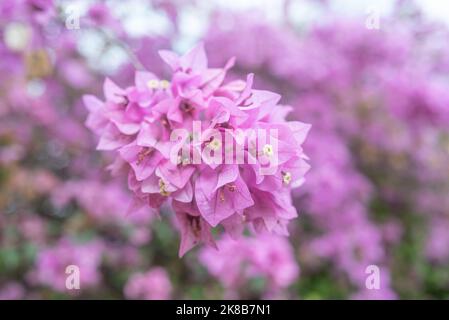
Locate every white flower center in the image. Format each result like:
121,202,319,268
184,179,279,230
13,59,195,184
208,138,222,151
282,171,292,185
147,79,159,89
263,144,274,157
4,22,31,52
158,179,170,196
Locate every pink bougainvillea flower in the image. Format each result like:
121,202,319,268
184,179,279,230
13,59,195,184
124,267,172,300
199,234,299,298
84,43,310,256
30,238,103,292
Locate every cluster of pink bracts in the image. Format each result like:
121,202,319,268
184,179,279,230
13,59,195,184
84,43,310,256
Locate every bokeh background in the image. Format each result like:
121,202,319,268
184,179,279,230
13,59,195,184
1,0,449,299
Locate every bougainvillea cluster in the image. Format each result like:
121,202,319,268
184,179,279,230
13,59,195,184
84,43,310,256
1,0,449,300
